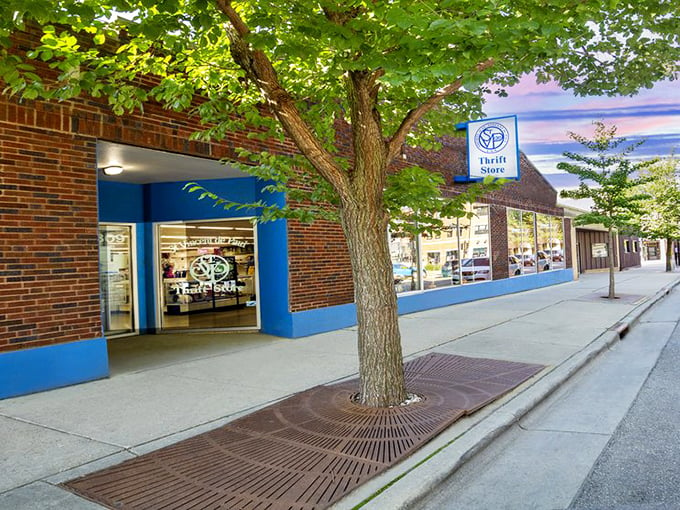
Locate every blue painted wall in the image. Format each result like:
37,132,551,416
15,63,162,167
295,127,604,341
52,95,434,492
254,183,291,336
146,178,259,222
0,338,109,400
98,181,145,223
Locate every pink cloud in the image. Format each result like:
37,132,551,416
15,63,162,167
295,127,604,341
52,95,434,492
614,116,680,137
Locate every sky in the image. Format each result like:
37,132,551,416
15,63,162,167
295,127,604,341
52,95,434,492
482,76,680,188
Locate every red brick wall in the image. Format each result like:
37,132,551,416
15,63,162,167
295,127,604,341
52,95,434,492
287,220,354,312
490,205,510,281
0,128,101,352
0,85,301,351
1,28,572,339
564,218,573,270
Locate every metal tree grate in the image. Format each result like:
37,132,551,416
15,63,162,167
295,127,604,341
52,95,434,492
64,353,544,509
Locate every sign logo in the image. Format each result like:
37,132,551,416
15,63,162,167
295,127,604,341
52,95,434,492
473,122,509,154
466,115,519,180
189,255,231,284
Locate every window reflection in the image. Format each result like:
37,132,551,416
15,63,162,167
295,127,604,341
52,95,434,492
399,204,491,290
420,216,460,289
507,209,537,275
456,204,491,285
507,209,523,277
536,214,551,273
389,228,420,293
520,211,537,273
551,218,565,269
391,204,563,292
509,210,564,276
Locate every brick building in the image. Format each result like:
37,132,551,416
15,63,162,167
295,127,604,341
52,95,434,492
0,51,573,400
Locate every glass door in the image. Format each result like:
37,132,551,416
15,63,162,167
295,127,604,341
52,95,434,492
99,224,136,336
157,219,258,331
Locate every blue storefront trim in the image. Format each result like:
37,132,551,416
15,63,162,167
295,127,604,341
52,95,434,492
0,337,109,400
97,178,573,340
286,269,574,337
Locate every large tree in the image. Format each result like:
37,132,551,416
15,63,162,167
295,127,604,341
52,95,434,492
636,156,680,272
559,122,654,298
1,1,677,406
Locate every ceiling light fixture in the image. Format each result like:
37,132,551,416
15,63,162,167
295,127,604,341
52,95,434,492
102,165,124,176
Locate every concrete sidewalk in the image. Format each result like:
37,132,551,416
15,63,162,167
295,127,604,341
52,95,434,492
1,262,679,509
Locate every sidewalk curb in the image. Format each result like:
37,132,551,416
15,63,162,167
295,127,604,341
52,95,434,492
347,279,680,510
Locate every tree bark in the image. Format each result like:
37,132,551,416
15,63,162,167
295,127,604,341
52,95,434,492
340,202,407,407
608,227,616,299
339,71,407,407
665,237,673,272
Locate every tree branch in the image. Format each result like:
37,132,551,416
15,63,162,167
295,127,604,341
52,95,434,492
386,58,495,163
215,0,352,201
322,5,362,25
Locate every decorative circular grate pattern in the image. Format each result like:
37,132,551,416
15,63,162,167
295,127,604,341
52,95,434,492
64,353,544,509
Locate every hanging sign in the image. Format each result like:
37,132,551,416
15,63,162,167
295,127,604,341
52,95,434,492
467,115,520,180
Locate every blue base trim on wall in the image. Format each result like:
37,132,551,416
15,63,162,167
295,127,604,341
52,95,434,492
288,303,358,338
397,269,573,315
285,269,574,338
0,337,109,400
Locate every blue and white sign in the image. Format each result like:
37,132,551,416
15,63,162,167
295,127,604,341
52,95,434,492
467,115,520,180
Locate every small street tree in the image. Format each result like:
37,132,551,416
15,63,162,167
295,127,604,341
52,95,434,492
559,122,654,299
1,2,678,406
636,156,680,272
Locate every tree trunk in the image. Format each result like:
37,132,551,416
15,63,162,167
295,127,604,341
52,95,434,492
665,237,673,272
339,70,407,407
340,202,407,407
607,227,616,299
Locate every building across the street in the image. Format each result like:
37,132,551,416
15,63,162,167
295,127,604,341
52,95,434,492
1,32,574,400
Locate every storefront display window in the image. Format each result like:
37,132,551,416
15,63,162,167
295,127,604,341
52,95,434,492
508,209,536,275
158,219,258,330
537,214,566,270
420,216,460,290
457,204,491,284
391,205,563,292
396,203,492,292
389,226,420,294
510,210,564,276
99,224,135,336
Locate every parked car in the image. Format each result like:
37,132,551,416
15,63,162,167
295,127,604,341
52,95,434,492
545,249,564,262
536,251,551,271
393,263,426,283
508,255,522,276
514,253,535,267
452,257,491,283
452,256,524,283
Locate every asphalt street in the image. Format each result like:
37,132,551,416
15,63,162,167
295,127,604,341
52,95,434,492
569,309,680,509
413,286,680,510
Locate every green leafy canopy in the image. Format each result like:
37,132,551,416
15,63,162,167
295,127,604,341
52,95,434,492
558,121,655,231
635,155,680,240
1,0,677,226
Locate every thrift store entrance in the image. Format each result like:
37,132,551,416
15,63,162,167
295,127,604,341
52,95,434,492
157,218,259,331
